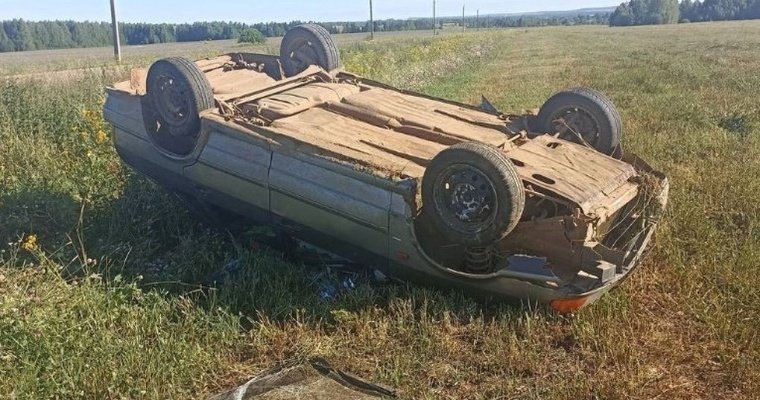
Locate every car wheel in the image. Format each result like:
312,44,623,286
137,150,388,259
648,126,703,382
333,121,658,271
280,24,340,77
422,142,526,247
535,87,622,156
145,57,215,156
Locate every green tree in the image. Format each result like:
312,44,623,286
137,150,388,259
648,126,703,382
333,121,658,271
238,28,265,44
610,3,636,25
659,0,682,23
0,23,14,52
610,0,680,25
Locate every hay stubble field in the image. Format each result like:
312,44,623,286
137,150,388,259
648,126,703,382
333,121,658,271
1,21,759,399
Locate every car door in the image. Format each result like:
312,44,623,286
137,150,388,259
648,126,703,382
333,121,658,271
268,152,391,268
183,119,272,222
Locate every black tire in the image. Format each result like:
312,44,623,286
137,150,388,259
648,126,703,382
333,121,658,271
146,57,215,156
422,142,525,247
535,87,622,156
280,24,340,77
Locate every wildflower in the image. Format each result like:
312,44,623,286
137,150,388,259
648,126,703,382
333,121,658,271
95,130,108,143
22,234,38,252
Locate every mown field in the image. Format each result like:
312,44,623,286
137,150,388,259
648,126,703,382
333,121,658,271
1,21,759,399
0,28,469,76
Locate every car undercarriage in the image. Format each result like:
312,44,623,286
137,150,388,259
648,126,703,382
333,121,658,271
104,24,669,312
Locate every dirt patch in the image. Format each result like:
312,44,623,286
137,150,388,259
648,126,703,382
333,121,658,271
3,66,131,84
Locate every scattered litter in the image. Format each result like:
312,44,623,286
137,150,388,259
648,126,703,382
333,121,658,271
210,357,396,400
296,238,389,302
200,237,391,299
719,113,752,138
373,269,389,283
311,269,358,299
204,259,242,287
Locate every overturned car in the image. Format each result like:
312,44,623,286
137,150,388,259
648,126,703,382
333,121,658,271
104,24,669,312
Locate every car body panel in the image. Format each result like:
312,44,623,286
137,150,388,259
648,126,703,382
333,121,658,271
269,152,392,258
104,53,669,312
185,128,272,212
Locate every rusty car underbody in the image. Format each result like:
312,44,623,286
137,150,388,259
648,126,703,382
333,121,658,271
104,26,668,312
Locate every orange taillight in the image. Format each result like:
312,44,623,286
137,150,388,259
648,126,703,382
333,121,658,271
551,296,590,314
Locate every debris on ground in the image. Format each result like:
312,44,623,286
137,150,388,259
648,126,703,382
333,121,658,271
210,358,396,400
202,235,391,300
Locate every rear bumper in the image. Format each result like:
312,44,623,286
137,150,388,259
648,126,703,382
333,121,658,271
550,217,661,312
394,172,669,313
551,175,669,312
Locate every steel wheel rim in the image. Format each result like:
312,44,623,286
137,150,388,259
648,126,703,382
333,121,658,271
551,106,601,146
286,39,321,72
154,73,192,130
433,164,498,233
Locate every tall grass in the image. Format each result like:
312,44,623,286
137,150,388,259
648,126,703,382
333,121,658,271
1,22,759,399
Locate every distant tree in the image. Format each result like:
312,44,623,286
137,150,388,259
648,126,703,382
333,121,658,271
610,3,636,25
15,20,38,51
238,28,265,44
0,14,619,53
680,0,697,20
698,0,760,22
610,0,680,25
0,23,14,52
660,0,682,23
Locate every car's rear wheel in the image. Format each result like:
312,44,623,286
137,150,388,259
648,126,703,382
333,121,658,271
280,24,340,77
145,57,215,156
535,87,622,156
422,142,525,247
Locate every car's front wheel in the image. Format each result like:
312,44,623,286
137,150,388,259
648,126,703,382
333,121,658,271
422,142,525,247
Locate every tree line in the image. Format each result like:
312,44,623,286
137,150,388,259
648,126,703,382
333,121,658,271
0,20,293,52
0,14,610,53
610,0,760,26
680,0,760,21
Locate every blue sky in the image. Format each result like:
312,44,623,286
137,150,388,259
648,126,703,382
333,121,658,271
0,1,620,23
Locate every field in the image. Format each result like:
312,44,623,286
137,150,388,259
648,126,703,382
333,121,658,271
1,21,759,399
0,29,469,76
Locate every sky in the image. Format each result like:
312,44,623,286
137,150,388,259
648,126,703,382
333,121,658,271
0,0,620,24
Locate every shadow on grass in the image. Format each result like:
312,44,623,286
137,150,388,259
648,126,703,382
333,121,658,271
1,174,537,330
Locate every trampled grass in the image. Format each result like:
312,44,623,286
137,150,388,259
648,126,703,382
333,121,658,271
1,22,759,399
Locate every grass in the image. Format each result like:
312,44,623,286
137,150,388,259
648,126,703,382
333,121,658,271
1,21,759,399
0,29,469,76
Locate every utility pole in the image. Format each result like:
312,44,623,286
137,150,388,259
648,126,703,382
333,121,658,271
110,0,121,63
433,0,437,36
462,4,466,32
477,9,480,31
369,0,374,40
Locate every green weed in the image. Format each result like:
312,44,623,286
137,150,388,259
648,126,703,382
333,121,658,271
1,22,759,399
